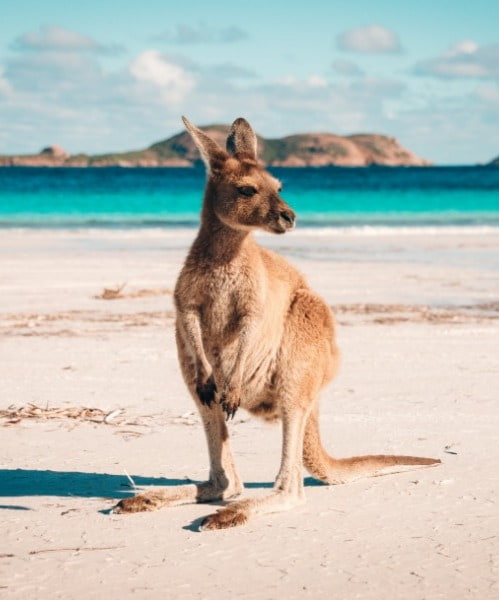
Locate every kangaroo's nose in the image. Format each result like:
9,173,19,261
279,210,295,228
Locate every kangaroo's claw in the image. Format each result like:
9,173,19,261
220,396,240,420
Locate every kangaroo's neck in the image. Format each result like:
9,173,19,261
189,194,256,266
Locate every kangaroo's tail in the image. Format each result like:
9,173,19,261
303,407,441,484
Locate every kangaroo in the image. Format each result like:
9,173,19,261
114,117,440,529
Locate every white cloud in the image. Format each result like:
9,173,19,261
336,24,401,54
12,25,123,55
307,75,328,87
250,75,406,136
444,40,478,57
415,42,499,79
153,24,248,44
474,84,499,103
129,50,195,102
271,75,328,90
388,85,499,163
332,59,364,77
0,67,13,96
274,75,297,86
0,54,410,154
347,76,405,97
6,51,102,93
197,62,256,80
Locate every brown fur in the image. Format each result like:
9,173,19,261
113,117,440,528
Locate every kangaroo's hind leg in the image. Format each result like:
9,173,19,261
199,398,313,530
114,369,243,514
199,289,332,530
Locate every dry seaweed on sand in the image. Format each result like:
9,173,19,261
331,303,499,325
95,283,126,300
0,403,144,427
94,284,172,300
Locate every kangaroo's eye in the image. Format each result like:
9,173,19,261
237,186,257,197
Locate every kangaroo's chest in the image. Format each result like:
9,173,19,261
199,266,259,339
198,265,283,398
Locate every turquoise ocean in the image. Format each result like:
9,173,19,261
1,166,498,229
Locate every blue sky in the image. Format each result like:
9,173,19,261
1,0,498,163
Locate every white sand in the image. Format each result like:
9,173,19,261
1,228,498,599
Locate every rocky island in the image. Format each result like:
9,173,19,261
0,125,430,167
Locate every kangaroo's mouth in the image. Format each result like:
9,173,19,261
270,209,296,234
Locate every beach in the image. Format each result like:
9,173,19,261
1,226,498,599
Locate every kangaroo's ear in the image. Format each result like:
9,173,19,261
226,117,257,159
182,116,227,173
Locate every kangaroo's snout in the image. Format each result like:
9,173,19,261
278,209,296,232
269,197,296,234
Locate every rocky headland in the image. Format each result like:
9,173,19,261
0,126,431,167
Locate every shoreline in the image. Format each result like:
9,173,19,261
1,223,498,234
1,163,498,169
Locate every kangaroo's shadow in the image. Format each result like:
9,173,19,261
0,469,325,503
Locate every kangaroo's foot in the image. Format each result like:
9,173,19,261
199,500,252,530
199,491,304,531
113,477,243,514
113,490,170,513
113,484,198,514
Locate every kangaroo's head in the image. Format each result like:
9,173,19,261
182,116,296,234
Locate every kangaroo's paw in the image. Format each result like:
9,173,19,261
220,399,240,420
217,381,242,420
112,491,168,514
218,392,240,420
200,504,249,531
196,378,217,407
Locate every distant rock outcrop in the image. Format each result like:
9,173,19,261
0,145,70,166
41,145,69,159
488,155,499,166
260,132,429,167
0,126,430,167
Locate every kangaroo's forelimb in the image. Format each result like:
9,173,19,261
218,311,261,419
177,307,215,405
